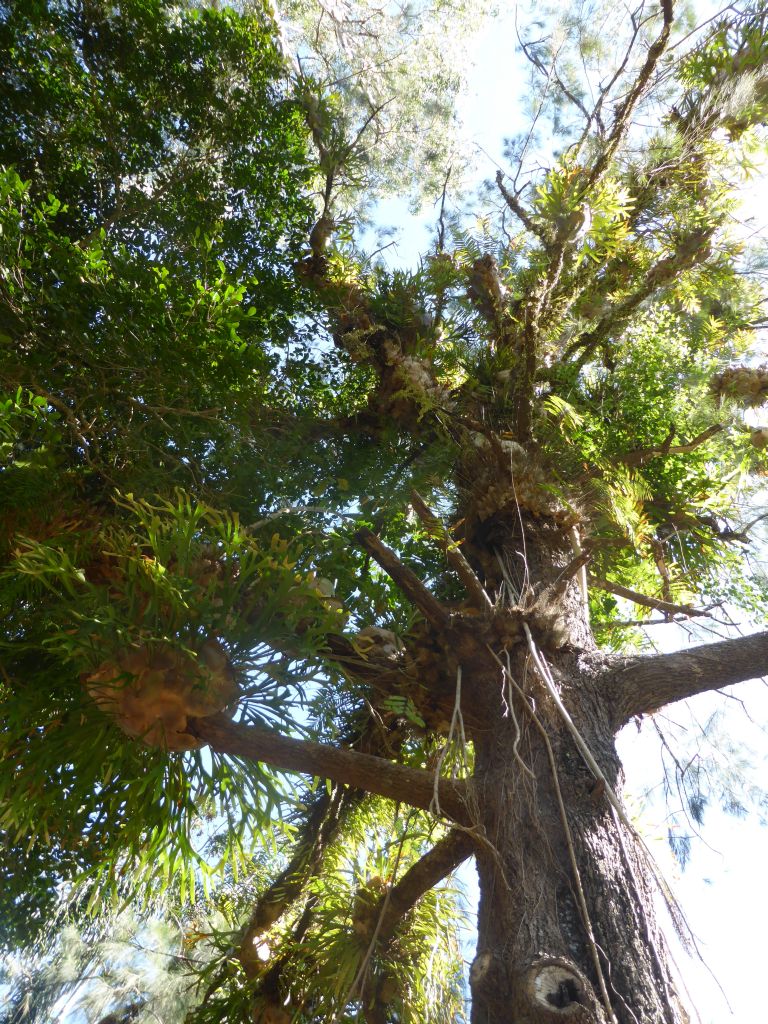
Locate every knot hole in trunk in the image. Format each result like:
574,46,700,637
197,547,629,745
547,977,581,1008
523,957,594,1020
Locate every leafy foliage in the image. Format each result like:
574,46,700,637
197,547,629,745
277,0,496,210
0,0,316,948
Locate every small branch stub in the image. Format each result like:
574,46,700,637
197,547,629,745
469,949,502,992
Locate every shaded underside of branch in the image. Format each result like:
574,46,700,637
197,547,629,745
353,527,451,630
590,576,710,619
409,489,493,613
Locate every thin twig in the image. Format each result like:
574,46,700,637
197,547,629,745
589,577,712,619
667,3,739,53
430,666,468,815
585,0,675,190
596,616,685,629
435,166,452,254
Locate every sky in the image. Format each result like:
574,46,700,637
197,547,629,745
618,681,768,1024
368,6,768,1022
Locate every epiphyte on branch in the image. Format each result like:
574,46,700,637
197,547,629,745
354,625,402,660
711,365,768,407
84,639,237,751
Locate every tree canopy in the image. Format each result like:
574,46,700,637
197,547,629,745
2,1,768,1023
0,0,314,946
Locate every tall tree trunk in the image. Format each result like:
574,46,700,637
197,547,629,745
469,691,686,1024
189,486,768,1021
461,514,689,1024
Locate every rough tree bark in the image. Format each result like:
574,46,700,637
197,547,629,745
458,503,690,1024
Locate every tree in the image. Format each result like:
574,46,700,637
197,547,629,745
2,1,768,1023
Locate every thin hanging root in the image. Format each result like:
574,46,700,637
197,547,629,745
522,623,700,955
430,666,468,816
485,644,534,780
498,647,617,1023
595,943,641,1024
429,665,513,890
505,648,535,781
495,549,519,604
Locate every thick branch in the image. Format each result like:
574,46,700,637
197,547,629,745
375,829,475,942
409,490,493,613
586,0,674,188
353,527,451,631
495,171,544,240
238,785,353,975
610,629,768,723
543,548,592,602
562,225,714,365
189,714,471,824
242,900,316,1020
621,424,724,467
514,322,539,442
236,715,412,974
